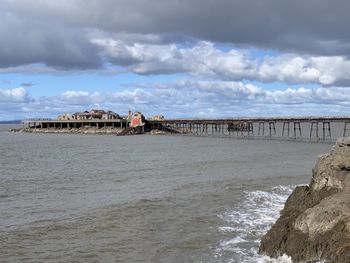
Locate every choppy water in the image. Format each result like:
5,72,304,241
0,125,332,263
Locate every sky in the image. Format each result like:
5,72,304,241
1,0,350,120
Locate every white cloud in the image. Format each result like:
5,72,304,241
171,79,350,106
60,90,103,105
0,87,33,103
92,40,255,76
258,55,350,86
2,81,350,120
2,39,350,88
264,87,350,105
93,39,350,86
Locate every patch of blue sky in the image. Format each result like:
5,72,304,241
245,47,282,60
213,42,236,52
213,42,282,60
0,72,187,97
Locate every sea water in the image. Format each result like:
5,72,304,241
0,125,331,262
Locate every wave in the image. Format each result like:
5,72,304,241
216,185,295,263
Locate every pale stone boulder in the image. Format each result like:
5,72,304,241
259,137,350,263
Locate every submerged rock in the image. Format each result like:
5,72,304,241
259,138,350,263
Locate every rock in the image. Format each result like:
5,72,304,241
259,138,350,263
18,127,123,135
337,137,350,147
10,128,22,132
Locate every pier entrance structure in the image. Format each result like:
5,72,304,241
148,116,350,141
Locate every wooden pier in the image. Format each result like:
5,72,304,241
148,116,350,141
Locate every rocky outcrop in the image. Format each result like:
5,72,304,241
259,137,350,263
15,127,124,135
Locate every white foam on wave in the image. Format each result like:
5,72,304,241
220,236,247,247
215,185,295,263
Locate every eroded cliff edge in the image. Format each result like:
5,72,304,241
259,137,350,263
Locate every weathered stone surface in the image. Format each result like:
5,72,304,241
18,127,124,135
259,138,350,263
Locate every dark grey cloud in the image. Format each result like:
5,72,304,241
20,82,33,87
1,0,350,70
0,2,101,69
66,0,350,55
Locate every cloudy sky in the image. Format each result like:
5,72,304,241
1,0,350,120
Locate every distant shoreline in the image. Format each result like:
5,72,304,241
0,120,21,124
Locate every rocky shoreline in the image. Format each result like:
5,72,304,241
11,128,172,135
11,127,124,135
259,137,350,263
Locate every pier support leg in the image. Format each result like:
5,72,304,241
344,122,350,137
248,122,254,136
322,121,331,141
293,122,302,139
258,122,265,136
310,121,319,141
282,122,290,137
269,122,276,137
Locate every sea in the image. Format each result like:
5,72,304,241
0,124,332,263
